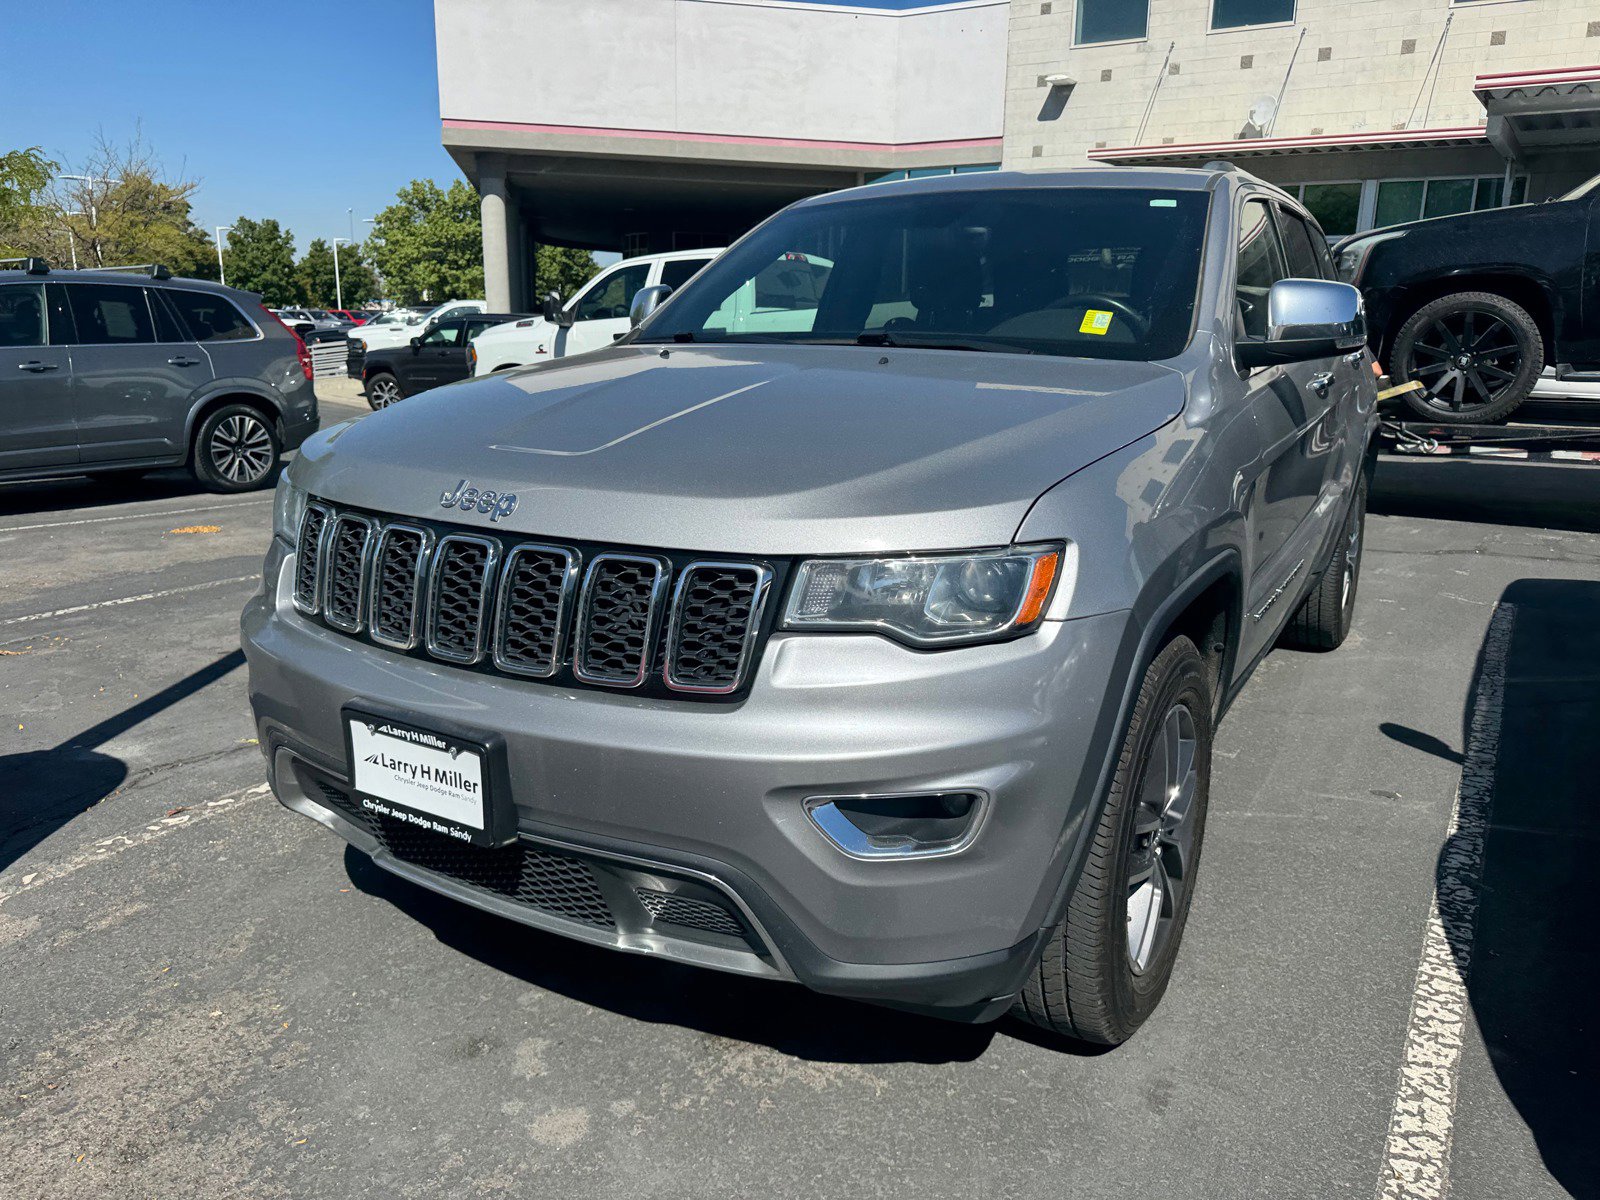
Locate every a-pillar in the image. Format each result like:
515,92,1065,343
478,154,514,312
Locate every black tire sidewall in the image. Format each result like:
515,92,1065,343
1393,292,1543,424
193,404,280,493
1338,472,1369,627
1097,640,1214,1033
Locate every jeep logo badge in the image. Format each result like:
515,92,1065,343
440,480,519,523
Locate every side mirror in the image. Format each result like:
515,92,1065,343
1237,279,1367,369
409,336,422,349
629,284,673,328
542,290,571,327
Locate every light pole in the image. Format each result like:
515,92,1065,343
58,210,85,270
58,174,121,266
347,208,354,242
215,226,234,286
332,237,352,311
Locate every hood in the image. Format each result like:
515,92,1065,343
297,344,1185,555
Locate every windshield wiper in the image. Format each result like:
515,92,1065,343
854,331,1035,355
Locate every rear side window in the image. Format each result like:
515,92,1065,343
0,284,45,347
165,289,257,342
659,257,714,291
1275,207,1326,281
66,284,156,344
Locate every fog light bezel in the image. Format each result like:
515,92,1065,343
803,789,990,861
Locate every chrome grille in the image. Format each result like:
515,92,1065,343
426,535,498,664
322,514,375,633
292,500,774,696
493,545,578,678
575,554,669,686
665,563,773,694
292,503,333,614
369,525,431,650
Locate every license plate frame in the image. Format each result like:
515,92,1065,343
342,706,517,848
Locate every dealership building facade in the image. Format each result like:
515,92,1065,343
435,0,1600,310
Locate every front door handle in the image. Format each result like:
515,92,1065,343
167,356,201,367
1309,371,1334,399
18,360,60,373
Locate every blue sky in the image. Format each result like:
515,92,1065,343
1,0,955,252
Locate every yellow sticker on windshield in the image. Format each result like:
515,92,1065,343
1080,310,1114,336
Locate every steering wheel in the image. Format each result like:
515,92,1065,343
1065,294,1150,339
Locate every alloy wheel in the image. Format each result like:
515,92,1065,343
1342,501,1364,610
369,376,401,408
1407,307,1525,415
1126,702,1200,975
209,414,274,485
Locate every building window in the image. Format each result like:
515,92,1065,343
1076,0,1148,45
870,164,999,185
1211,0,1296,31
1373,176,1524,228
1294,182,1362,238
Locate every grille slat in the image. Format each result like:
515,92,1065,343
664,562,771,694
296,499,774,697
322,515,375,633
292,504,333,614
426,535,498,664
575,554,669,687
493,545,578,678
369,525,431,650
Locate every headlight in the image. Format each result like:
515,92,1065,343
273,473,308,543
783,545,1063,647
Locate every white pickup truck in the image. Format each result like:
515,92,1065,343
471,250,722,375
353,299,487,354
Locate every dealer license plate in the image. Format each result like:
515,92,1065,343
346,714,493,845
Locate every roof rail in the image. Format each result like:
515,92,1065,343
80,262,173,280
0,257,51,275
1202,159,1238,172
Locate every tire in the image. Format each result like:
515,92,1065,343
191,404,280,493
1013,636,1213,1046
1391,291,1544,424
366,371,404,409
1281,471,1368,651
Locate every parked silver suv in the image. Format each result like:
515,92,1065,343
0,262,317,491
242,167,1377,1044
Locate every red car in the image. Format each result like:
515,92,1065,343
327,309,370,325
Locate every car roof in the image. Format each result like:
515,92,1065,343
796,164,1259,209
0,266,257,299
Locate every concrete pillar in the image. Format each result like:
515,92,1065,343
478,155,512,312
507,212,528,312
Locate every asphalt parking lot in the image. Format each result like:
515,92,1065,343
1,385,1597,1199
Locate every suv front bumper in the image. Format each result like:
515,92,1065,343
241,543,1132,1020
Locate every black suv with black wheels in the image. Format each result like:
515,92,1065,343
0,261,317,491
361,312,528,410
1337,173,1600,423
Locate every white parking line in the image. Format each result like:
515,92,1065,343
0,574,259,626
0,497,271,535
1376,602,1514,1200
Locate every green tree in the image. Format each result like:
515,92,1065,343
296,238,378,308
225,217,300,304
0,146,57,256
533,244,598,303
8,133,216,276
367,179,484,305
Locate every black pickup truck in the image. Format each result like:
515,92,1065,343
1337,174,1599,423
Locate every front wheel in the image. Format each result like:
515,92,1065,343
1013,636,1213,1046
1391,291,1543,424
191,404,280,493
366,371,404,409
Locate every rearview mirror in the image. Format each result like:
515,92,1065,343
1236,279,1367,369
629,284,673,328
542,290,571,327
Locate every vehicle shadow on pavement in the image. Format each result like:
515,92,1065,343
342,846,1044,1066
1435,578,1600,1197
0,469,218,519
1370,456,1600,534
0,650,245,872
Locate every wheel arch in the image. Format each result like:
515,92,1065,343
1378,270,1558,366
184,389,284,461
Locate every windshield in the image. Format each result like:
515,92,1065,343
1560,174,1600,202
637,186,1210,361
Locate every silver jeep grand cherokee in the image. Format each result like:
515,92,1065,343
242,167,1377,1045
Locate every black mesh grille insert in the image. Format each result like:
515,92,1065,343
496,548,572,676
668,565,764,691
324,516,372,630
578,556,663,684
294,506,330,611
428,537,493,661
636,889,746,938
371,527,426,646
